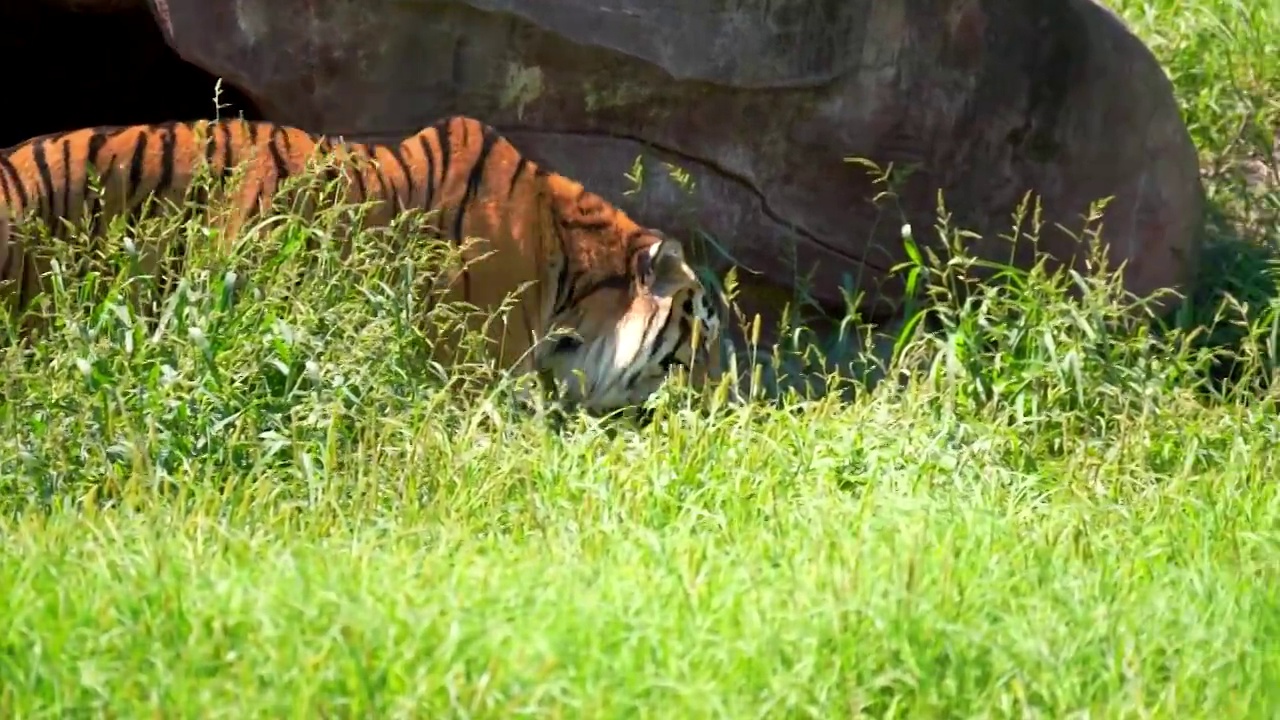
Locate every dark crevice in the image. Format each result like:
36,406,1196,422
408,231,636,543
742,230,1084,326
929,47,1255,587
503,126,893,277
0,1,263,150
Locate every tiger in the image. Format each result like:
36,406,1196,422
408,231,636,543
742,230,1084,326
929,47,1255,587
0,115,730,414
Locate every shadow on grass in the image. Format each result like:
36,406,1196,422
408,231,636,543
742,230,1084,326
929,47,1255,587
707,189,1280,407
1174,195,1280,394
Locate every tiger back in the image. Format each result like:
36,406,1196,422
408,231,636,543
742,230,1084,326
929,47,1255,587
0,120,335,332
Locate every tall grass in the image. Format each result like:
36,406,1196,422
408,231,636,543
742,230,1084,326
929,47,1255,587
2,1,1280,715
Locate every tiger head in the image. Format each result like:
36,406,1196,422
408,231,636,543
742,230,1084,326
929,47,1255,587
539,231,729,415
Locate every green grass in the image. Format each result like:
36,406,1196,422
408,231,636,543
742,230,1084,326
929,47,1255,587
3,1,1280,716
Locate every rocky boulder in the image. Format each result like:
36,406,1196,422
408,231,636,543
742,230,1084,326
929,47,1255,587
147,0,1202,349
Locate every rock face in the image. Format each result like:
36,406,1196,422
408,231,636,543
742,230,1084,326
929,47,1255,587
148,0,1202,347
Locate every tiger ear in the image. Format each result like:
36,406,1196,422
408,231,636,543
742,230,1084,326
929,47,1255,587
634,237,698,298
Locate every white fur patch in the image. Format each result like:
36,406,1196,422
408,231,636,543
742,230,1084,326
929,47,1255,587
540,284,723,414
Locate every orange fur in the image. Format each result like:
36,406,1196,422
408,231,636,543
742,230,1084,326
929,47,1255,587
0,116,726,412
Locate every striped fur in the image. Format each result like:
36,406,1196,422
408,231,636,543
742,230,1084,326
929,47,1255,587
0,115,725,413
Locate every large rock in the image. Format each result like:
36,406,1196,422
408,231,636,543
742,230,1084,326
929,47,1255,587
147,0,1202,347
